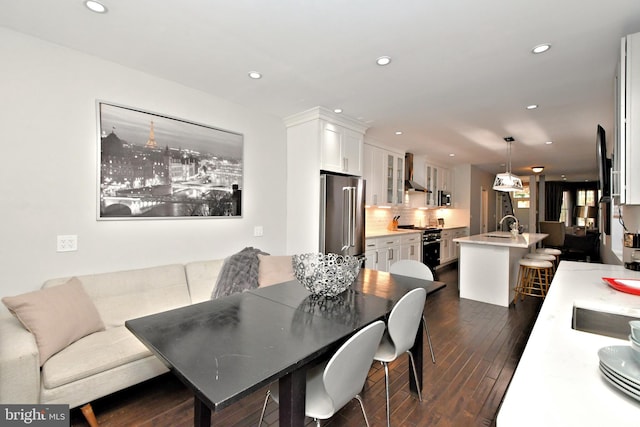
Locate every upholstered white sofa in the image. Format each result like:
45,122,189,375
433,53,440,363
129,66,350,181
0,254,294,422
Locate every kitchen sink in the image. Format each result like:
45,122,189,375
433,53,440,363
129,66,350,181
485,233,512,239
572,305,640,340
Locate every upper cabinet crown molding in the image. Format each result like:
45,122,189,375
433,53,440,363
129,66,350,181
284,106,369,135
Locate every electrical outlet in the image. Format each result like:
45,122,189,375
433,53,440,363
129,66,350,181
57,235,78,252
254,226,264,237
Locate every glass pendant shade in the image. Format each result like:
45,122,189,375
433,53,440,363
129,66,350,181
493,138,523,192
493,173,524,192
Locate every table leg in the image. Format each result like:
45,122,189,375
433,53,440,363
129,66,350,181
409,320,424,396
278,367,306,426
193,397,211,427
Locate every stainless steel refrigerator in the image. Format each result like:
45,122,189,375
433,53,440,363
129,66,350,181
319,173,366,258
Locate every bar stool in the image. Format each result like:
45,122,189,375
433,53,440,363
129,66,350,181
525,252,557,275
536,247,562,267
513,258,554,304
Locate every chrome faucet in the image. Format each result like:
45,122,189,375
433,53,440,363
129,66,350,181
499,215,519,233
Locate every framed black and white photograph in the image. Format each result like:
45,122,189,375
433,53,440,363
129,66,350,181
97,102,243,219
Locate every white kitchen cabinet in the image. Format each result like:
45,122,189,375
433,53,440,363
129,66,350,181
363,144,381,205
363,142,404,206
424,161,452,207
440,230,453,264
376,235,401,271
452,227,468,260
440,227,468,265
440,167,452,192
364,235,402,271
615,31,640,204
384,152,404,205
425,162,438,206
400,233,422,262
364,238,379,270
320,121,364,176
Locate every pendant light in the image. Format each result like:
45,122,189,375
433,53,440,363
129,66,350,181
493,137,523,192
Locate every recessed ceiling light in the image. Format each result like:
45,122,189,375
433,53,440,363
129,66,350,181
84,0,107,13
545,140,553,145
376,56,392,66
449,153,455,157
333,108,343,114
395,131,403,135
526,104,538,110
532,43,551,54
248,71,262,79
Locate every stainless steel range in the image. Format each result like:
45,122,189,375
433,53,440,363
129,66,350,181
398,225,442,273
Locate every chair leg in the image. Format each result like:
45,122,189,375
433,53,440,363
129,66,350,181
257,390,271,426
355,394,371,427
422,315,436,364
406,351,423,402
80,403,99,427
381,361,391,427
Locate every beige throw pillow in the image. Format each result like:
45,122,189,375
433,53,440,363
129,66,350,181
257,254,295,287
2,277,105,365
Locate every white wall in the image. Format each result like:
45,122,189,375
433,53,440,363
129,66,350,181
0,28,288,298
468,165,497,235
285,120,321,255
451,164,471,228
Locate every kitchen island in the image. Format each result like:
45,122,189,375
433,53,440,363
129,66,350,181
497,261,640,426
453,232,547,307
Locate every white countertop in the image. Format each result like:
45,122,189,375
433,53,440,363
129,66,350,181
365,229,423,238
497,261,640,427
367,225,468,239
453,232,547,248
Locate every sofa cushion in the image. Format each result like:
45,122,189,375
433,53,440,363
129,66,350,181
41,326,153,389
185,259,225,304
2,277,105,365
43,264,191,329
257,254,295,287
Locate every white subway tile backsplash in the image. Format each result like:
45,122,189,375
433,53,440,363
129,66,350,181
365,205,467,234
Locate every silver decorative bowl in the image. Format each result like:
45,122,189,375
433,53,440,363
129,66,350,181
292,253,361,297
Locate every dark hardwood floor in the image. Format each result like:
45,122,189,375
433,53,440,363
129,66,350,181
70,265,542,427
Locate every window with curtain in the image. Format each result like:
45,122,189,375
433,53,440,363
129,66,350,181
577,189,597,206
559,191,570,224
513,183,530,209
576,189,597,227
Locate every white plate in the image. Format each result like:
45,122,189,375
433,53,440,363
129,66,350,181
600,362,640,393
598,345,640,385
600,365,640,402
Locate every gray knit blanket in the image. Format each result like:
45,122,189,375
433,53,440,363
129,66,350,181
211,247,269,299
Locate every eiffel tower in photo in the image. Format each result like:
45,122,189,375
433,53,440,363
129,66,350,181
145,120,157,148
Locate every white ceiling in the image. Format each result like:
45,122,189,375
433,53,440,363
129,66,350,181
3,0,640,181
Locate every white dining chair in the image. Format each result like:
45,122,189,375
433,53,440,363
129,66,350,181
257,320,385,427
388,260,436,364
374,287,427,427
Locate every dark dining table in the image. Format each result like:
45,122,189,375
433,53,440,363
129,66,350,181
125,268,445,427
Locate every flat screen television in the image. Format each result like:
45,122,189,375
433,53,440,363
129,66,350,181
597,124,611,203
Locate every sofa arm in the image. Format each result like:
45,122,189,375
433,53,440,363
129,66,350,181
0,315,41,403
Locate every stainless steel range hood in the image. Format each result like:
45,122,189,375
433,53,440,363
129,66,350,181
404,153,430,192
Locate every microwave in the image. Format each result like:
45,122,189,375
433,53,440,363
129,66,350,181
438,190,451,206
